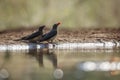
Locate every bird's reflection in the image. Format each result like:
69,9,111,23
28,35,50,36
36,50,44,67
4,50,11,60
27,48,57,69
44,49,57,68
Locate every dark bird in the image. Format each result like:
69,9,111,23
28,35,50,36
15,25,45,42
39,22,60,43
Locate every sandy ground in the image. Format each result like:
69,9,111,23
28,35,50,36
0,27,120,45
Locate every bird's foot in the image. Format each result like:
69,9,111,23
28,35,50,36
53,42,59,45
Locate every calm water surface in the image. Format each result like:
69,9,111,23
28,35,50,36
0,49,120,80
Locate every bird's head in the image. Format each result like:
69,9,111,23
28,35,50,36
53,22,61,29
39,25,45,31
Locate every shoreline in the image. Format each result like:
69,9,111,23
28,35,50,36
0,28,120,51
0,42,119,51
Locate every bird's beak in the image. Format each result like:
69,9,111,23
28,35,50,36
57,22,61,26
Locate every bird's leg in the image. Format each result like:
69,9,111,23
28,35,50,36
51,40,53,43
50,40,57,48
47,40,50,43
51,40,58,45
47,40,53,43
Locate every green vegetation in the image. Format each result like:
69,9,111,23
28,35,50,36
0,0,120,30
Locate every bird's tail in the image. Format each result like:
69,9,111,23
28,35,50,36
13,38,22,41
14,36,28,41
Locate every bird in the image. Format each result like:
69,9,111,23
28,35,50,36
39,22,60,43
15,25,45,42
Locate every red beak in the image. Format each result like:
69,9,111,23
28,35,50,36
57,22,61,25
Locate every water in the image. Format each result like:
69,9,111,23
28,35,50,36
0,49,120,80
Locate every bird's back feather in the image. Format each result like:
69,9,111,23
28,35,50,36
40,30,57,42
21,31,42,40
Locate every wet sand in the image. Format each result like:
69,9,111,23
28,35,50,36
0,27,120,45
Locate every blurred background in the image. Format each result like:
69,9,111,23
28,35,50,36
0,0,120,30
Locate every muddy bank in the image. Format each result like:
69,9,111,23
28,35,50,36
0,28,120,45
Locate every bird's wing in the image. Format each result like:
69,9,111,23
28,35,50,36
42,33,46,37
40,31,57,41
21,31,40,40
